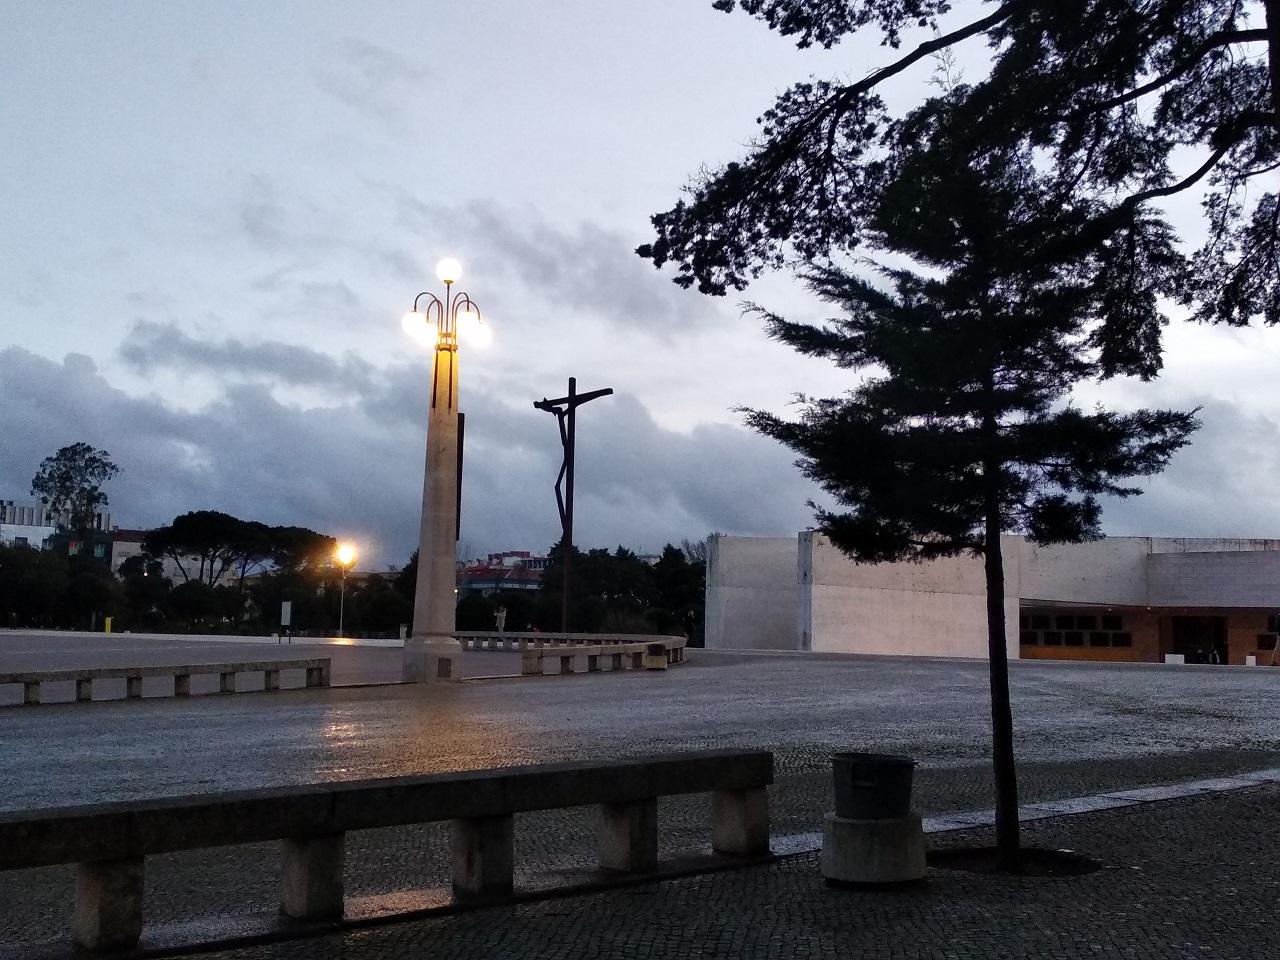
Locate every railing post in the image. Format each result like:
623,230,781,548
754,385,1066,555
598,799,658,872
451,815,514,898
712,788,771,857
280,834,345,920
73,858,145,951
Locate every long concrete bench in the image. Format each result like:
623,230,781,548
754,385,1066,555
521,637,687,676
0,658,332,705
0,749,772,952
457,631,687,652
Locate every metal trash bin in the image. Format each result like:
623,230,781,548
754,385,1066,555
831,753,915,820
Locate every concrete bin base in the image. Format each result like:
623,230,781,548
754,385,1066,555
820,813,926,885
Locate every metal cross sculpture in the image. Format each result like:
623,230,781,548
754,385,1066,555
534,377,613,631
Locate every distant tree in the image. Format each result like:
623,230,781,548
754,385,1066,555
144,511,244,585
268,526,338,574
741,106,1198,870
165,580,220,630
30,442,119,536
0,543,69,628
118,554,172,628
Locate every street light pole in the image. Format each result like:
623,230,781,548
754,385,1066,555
401,259,487,682
336,544,355,638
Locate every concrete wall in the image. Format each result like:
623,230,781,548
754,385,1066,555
1147,550,1280,607
800,533,1020,659
1018,538,1153,606
705,535,799,650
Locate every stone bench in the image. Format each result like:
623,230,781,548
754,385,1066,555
457,632,684,653
0,658,331,705
521,637,687,675
0,749,772,952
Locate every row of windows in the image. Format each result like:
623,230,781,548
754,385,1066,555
1020,613,1123,632
1021,630,1133,648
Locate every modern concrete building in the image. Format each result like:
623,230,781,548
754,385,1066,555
0,500,112,553
706,533,1280,666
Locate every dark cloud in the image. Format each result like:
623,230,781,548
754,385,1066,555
0,343,822,568
385,194,720,334
313,38,432,127
119,321,378,394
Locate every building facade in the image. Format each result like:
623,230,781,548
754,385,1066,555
706,533,1280,665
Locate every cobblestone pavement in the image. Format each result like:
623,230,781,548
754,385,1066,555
190,783,1280,960
3,644,1280,953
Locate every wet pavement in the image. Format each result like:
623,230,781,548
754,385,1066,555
3,636,1280,956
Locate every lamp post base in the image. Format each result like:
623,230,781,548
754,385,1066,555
402,636,464,683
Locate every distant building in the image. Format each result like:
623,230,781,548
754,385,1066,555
707,533,1280,666
110,528,238,586
0,499,111,554
458,551,548,593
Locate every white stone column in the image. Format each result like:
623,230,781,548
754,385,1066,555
404,339,463,682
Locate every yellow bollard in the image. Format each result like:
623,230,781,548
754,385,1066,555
104,617,112,634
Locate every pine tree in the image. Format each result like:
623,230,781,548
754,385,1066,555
742,97,1199,870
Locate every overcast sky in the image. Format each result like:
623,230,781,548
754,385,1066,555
3,2,1279,570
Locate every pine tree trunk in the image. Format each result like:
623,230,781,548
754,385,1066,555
1266,0,1280,130
984,492,1020,871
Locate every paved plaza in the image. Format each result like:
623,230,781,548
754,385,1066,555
2,632,1280,957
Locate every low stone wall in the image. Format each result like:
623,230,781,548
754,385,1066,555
0,749,773,952
456,631,687,653
0,658,331,705
520,637,688,675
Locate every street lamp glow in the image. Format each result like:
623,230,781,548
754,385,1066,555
336,544,356,567
401,310,436,348
436,258,462,285
456,309,491,348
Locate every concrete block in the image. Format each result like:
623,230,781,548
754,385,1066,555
75,679,92,702
72,858,145,951
264,669,280,691
451,815,514,898
174,674,191,696
305,667,322,687
630,652,643,669
1164,654,1186,665
521,655,542,676
643,643,668,670
220,671,236,693
280,833,345,919
820,813,926,884
712,787,770,856
611,653,624,670
587,654,600,672
1246,655,1258,666
560,654,574,674
598,798,658,872
23,681,39,705
126,676,143,699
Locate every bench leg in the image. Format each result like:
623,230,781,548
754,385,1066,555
23,681,40,705
264,669,280,691
451,815,514,898
75,679,92,702
174,674,191,696
560,654,574,674
598,799,658,872
280,834,345,920
712,787,770,857
588,654,600,672
521,655,542,676
305,667,321,687
126,676,143,699
630,652,643,669
73,858,145,951
611,653,623,670
220,672,236,694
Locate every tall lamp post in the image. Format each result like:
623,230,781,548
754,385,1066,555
401,258,489,682
335,544,355,637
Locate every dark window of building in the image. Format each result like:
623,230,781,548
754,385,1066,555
1077,615,1098,631
1055,615,1075,630
1064,631,1085,646
1102,615,1123,631
1112,632,1133,648
1019,615,1029,629
1031,615,1050,630
1257,634,1277,651
14,537,27,546
1020,631,1038,645
1043,631,1063,646
1089,632,1110,647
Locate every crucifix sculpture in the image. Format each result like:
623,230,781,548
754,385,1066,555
534,377,613,631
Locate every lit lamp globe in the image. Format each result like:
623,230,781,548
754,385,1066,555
401,310,436,347
456,309,491,348
435,258,462,285
336,544,356,568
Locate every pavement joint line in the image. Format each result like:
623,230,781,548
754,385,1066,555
769,765,1280,857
